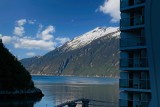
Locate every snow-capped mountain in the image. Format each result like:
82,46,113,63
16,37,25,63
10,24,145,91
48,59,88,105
64,27,120,50
21,27,120,77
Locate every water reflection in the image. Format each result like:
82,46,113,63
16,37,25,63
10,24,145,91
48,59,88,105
0,97,42,107
34,77,119,107
51,83,119,107
0,76,119,107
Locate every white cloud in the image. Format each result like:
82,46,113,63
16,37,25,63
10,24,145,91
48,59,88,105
0,34,12,44
2,36,12,44
36,24,43,37
3,21,57,51
98,0,120,23
17,19,26,26
37,25,55,41
13,19,27,36
28,20,36,24
2,19,70,52
14,26,25,36
14,38,56,50
26,52,36,57
56,37,70,45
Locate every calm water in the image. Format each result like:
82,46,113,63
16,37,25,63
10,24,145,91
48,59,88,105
33,76,119,107
0,76,119,107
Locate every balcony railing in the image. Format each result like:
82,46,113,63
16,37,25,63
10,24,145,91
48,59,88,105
120,58,148,68
119,79,150,89
120,36,146,48
120,15,144,29
121,0,145,9
119,99,150,107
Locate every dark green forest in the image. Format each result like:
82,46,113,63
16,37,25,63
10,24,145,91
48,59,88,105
0,41,34,91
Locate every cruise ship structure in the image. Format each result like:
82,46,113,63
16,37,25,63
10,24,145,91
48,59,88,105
119,0,160,106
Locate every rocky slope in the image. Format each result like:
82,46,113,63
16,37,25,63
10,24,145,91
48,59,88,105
21,27,120,77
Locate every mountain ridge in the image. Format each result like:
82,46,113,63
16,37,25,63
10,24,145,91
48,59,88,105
62,27,119,51
21,27,120,77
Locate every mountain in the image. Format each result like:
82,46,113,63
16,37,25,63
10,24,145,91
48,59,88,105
0,40,43,98
21,27,120,77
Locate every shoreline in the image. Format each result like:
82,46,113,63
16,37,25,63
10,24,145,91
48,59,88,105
0,88,44,99
31,74,119,79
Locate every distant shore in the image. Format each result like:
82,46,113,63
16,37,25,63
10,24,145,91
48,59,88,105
31,74,119,78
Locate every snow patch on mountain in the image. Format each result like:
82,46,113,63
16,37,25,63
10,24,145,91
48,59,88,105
64,27,119,50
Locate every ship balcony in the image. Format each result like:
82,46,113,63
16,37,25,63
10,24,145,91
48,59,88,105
120,0,145,10
119,79,150,90
120,15,144,30
120,58,148,68
119,99,150,107
120,36,146,49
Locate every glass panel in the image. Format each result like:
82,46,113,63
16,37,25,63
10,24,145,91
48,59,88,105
120,16,144,28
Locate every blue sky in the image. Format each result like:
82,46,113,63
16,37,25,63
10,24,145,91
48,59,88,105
0,0,120,59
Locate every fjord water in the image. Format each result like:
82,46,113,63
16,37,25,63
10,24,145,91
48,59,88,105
0,76,118,107
33,76,119,107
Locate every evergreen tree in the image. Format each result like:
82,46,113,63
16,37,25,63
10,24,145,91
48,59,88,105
0,40,34,91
